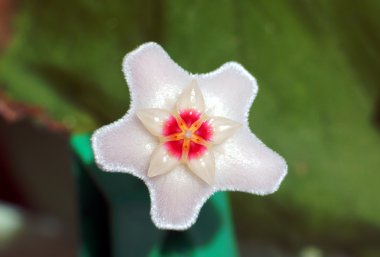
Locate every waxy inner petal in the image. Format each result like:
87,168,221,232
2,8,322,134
148,144,179,177
208,117,242,144
188,150,215,185
137,109,171,136
177,80,205,113
136,80,242,185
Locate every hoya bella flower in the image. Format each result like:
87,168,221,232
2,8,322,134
92,42,287,230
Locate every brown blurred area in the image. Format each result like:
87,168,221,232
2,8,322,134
0,98,78,257
0,2,78,254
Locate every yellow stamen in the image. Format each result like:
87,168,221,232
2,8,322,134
160,132,184,142
181,139,190,162
191,134,210,147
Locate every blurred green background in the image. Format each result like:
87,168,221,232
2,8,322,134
1,0,380,256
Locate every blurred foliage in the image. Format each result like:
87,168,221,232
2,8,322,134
1,0,380,256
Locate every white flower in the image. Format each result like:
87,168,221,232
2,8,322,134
92,42,287,230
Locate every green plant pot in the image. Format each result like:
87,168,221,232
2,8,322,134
71,134,239,257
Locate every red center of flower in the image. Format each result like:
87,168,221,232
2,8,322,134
162,109,213,161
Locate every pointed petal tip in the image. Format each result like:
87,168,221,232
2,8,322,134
256,154,288,195
147,167,214,230
135,109,144,119
136,108,171,137
135,109,150,123
122,42,161,71
177,79,206,112
190,78,197,85
222,61,258,85
201,174,214,186
209,116,243,145
153,219,194,231
208,61,258,96
187,151,215,186
147,145,179,177
121,42,171,84
188,166,214,185
147,167,161,178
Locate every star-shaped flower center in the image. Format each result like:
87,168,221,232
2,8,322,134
162,109,212,161
137,80,242,184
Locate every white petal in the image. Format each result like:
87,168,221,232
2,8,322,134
91,115,157,179
208,116,242,145
214,127,287,195
122,42,192,111
177,80,205,112
147,166,213,230
187,151,215,185
148,144,180,177
196,62,258,123
136,108,171,137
